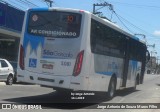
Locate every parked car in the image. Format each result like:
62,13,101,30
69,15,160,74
9,61,17,83
0,59,14,85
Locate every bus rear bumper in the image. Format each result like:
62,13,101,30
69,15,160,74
17,70,89,91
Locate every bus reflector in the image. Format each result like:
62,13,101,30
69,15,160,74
73,50,84,76
19,45,25,70
79,10,84,13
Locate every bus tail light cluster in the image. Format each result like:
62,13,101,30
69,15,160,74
73,50,84,76
19,45,25,70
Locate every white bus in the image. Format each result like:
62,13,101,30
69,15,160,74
17,7,149,99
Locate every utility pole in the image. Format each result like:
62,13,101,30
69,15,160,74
146,43,157,74
150,51,157,73
93,2,114,19
156,56,160,74
147,44,156,70
44,0,53,7
157,57,160,65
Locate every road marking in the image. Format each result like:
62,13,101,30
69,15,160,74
117,97,125,103
133,91,144,99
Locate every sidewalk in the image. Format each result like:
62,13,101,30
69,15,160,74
0,82,6,85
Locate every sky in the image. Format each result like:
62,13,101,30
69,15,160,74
3,0,160,59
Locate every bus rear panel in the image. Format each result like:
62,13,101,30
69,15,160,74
17,8,90,91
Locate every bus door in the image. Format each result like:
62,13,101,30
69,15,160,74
121,37,129,87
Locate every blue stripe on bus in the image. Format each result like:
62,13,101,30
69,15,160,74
23,34,45,54
28,8,49,12
132,36,139,41
96,72,113,76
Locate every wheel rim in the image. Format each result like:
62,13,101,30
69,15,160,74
8,77,13,85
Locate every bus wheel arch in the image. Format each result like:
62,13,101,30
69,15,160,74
107,74,117,100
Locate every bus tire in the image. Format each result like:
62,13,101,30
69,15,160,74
136,75,139,85
107,76,116,99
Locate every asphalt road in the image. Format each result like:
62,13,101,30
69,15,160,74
0,74,160,112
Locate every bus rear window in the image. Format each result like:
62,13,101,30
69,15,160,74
28,11,82,38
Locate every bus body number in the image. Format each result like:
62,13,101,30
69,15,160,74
61,61,71,66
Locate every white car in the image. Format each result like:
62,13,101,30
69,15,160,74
0,59,14,85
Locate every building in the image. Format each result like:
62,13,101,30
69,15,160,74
0,2,24,61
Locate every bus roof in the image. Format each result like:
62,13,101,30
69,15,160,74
27,7,146,45
28,7,88,13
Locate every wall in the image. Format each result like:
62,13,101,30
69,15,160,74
0,2,24,32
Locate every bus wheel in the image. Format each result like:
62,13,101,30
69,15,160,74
107,76,116,99
136,75,139,85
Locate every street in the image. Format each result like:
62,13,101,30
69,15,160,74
0,74,160,112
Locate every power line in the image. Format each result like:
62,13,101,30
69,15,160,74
115,13,146,33
109,1,160,9
16,0,38,7
100,1,160,56
95,1,159,42
93,1,134,34
15,0,32,7
97,0,160,38
0,0,26,10
114,12,134,34
40,0,48,7
115,8,158,34
25,0,39,7
113,12,159,38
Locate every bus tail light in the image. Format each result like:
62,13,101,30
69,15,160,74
73,50,84,76
19,45,25,70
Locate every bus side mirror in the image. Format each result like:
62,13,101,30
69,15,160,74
146,50,150,64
